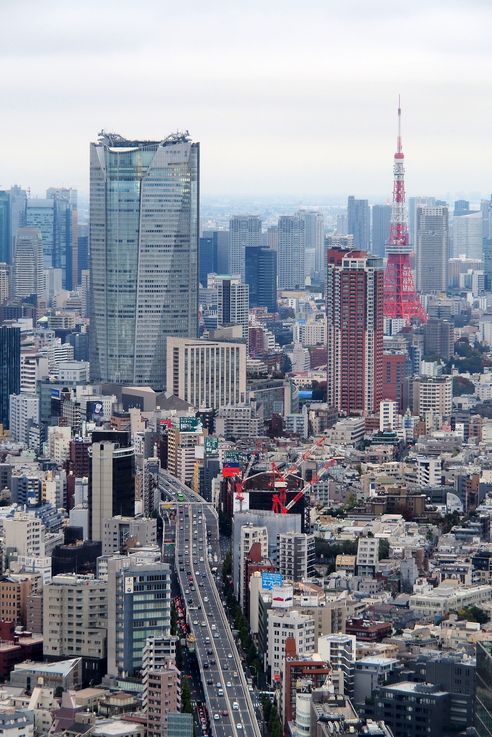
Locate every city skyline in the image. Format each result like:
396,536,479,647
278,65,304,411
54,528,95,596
1,0,491,198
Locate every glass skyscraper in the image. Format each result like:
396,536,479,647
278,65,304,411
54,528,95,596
476,641,492,736
0,325,20,429
89,131,199,389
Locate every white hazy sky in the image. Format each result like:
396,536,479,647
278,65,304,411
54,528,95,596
1,0,491,200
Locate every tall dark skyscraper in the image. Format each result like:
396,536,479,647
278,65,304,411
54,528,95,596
89,435,135,541
0,325,21,429
484,239,492,291
199,233,218,286
347,196,370,250
202,229,230,274
47,188,78,290
278,214,305,289
454,199,470,216
89,131,199,389
371,204,391,257
245,246,277,313
229,216,261,280
0,192,10,264
25,189,76,288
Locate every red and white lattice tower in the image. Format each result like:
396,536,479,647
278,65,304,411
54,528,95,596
383,100,427,323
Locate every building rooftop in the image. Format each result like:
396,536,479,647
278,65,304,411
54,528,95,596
384,681,447,696
12,658,80,676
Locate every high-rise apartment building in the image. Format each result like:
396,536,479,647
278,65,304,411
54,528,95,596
371,204,391,257
278,215,305,289
88,439,135,541
412,375,452,417
245,246,277,312
356,537,379,577
347,196,370,251
43,574,107,684
107,559,171,677
13,228,44,299
318,634,357,695
416,206,449,293
0,324,20,429
229,216,261,281
326,248,384,416
267,610,315,681
9,393,39,446
423,318,455,360
298,210,324,277
0,575,34,627
211,274,249,341
145,661,181,737
4,512,45,558
89,131,199,389
166,337,246,409
277,532,315,581
166,424,205,485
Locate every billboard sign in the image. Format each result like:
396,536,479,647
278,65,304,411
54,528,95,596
205,437,219,457
261,572,283,590
179,416,203,433
86,400,104,422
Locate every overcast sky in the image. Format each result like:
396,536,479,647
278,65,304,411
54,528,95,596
1,0,491,200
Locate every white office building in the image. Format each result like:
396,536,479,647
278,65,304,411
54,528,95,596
9,393,39,446
267,609,315,680
166,337,246,410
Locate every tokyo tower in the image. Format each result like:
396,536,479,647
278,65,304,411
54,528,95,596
383,100,427,323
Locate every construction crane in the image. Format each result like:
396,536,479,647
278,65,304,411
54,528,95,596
270,435,343,514
270,435,332,513
272,458,338,514
234,439,263,508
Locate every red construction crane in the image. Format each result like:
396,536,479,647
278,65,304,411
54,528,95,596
275,458,338,514
271,435,338,514
234,439,263,507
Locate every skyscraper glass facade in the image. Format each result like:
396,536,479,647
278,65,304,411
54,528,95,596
89,132,199,389
0,325,20,429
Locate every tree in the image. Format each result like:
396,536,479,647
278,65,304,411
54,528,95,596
378,538,390,560
181,676,193,714
455,605,489,624
222,550,232,582
452,375,475,397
